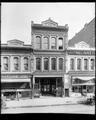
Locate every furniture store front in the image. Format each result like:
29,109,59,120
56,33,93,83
33,76,64,97
1,78,32,100
71,76,95,94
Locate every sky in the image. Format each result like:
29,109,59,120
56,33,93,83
1,2,95,44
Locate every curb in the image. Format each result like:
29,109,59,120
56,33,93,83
4,102,78,109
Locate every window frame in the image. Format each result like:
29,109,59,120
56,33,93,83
36,35,41,49
51,58,56,70
70,58,75,70
84,58,88,70
90,58,95,70
58,37,63,50
3,57,9,71
44,57,49,71
13,57,19,71
42,36,49,49
51,37,56,49
23,57,29,71
77,58,82,70
58,58,63,70
36,58,41,71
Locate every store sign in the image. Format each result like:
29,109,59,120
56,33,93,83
1,74,30,79
68,50,95,55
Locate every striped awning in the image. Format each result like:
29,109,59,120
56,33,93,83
72,76,95,81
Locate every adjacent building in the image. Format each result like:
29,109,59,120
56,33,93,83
1,18,95,99
67,18,95,94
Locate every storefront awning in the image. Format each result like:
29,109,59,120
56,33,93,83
1,79,30,83
72,83,94,86
73,77,95,81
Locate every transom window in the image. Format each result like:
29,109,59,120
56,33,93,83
36,36,41,49
24,57,28,71
90,59,95,70
84,59,88,70
70,58,74,70
44,58,49,70
51,58,56,70
58,38,63,50
3,57,8,71
51,37,56,49
14,57,19,71
42,37,49,49
59,58,63,70
36,58,41,70
77,58,81,70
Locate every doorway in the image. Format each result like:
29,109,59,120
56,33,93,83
35,77,62,96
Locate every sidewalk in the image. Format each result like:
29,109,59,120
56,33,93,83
4,96,85,109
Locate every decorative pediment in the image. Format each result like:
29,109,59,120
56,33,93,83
7,39,24,46
74,41,90,49
41,18,58,27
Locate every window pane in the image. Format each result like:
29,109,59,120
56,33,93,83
58,38,63,49
36,58,41,70
51,58,56,70
59,58,63,70
36,36,41,49
84,59,88,70
51,37,56,49
90,59,94,70
24,58,28,70
3,57,8,70
43,37,49,49
14,57,19,71
44,58,49,70
77,59,81,70
70,58,74,70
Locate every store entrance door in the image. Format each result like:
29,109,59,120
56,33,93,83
40,78,56,96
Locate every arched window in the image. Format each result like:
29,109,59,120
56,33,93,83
44,58,49,70
36,58,41,70
42,37,49,49
51,58,56,70
3,57,8,71
90,59,95,70
77,58,81,70
14,57,19,71
70,58,74,70
51,37,56,49
84,59,88,70
59,58,63,70
24,57,28,70
36,36,41,49
58,38,63,49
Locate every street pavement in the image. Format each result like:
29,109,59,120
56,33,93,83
1,104,95,114
2,96,84,109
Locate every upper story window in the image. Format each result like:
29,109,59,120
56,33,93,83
59,58,63,70
44,58,49,70
90,59,95,70
51,58,56,70
36,36,41,49
24,57,28,71
3,57,8,71
51,37,56,49
36,58,41,70
84,59,88,70
42,37,49,49
70,58,74,70
77,58,81,70
14,57,19,71
58,38,63,50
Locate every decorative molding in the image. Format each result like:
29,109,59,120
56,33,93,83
74,41,90,49
41,18,58,27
